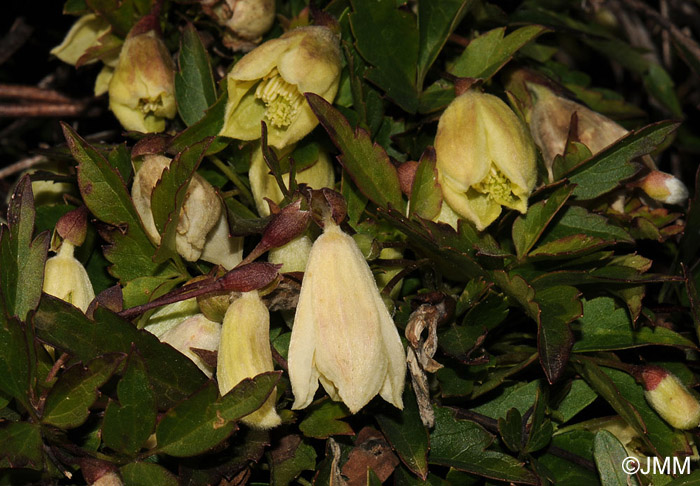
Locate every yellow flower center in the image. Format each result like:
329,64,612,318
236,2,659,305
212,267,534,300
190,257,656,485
139,95,164,115
255,69,305,128
473,164,518,207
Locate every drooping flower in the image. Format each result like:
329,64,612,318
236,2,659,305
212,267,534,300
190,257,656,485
288,221,405,414
160,314,221,378
434,90,537,231
43,241,95,313
108,20,176,133
50,14,111,66
220,26,342,148
131,155,243,269
217,291,281,428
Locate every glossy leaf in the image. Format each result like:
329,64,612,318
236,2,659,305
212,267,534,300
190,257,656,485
299,399,354,439
175,23,217,126
120,462,179,486
593,430,639,486
512,185,573,259
409,148,442,220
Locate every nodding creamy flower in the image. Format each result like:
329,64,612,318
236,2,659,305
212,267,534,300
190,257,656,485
288,221,405,414
635,170,689,205
160,314,221,377
220,26,342,148
131,155,243,268
641,366,700,430
217,291,281,429
108,26,176,133
43,241,95,312
50,14,111,66
435,90,537,231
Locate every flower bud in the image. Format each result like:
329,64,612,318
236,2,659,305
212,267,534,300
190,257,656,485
220,26,342,148
634,170,689,205
268,234,313,273
160,314,221,377
50,14,111,66
43,241,95,312
641,366,700,430
143,298,200,338
132,155,243,268
217,291,281,428
288,221,406,414
434,90,537,231
108,22,176,133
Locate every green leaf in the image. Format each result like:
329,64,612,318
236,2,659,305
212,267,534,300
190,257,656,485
269,435,317,486
154,382,236,457
551,379,598,424
307,93,405,211
34,296,207,409
42,353,124,429
299,399,354,439
108,143,133,183
85,0,140,37
498,408,523,453
512,185,573,259
150,139,212,263
168,90,230,155
0,422,43,470
564,121,680,200
349,0,419,112
0,175,49,321
376,387,430,479
666,470,700,485
417,0,473,88
537,430,599,485
573,297,695,352
449,25,548,80
176,24,217,126
593,430,640,486
429,406,538,484
535,285,580,384
216,371,281,421
409,148,442,220
120,462,179,486
0,312,31,410
471,380,541,420
102,353,157,455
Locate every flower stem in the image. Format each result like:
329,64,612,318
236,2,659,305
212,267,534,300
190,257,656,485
209,155,255,207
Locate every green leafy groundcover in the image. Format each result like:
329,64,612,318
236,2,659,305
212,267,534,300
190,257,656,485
3,0,700,484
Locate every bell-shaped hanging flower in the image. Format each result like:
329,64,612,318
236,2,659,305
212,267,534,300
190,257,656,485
160,314,221,378
220,25,342,148
108,19,176,133
43,241,95,313
288,220,405,414
131,155,243,269
217,291,281,429
641,366,700,430
50,14,111,66
435,90,537,231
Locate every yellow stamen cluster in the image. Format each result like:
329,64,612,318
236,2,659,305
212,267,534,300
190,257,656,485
254,69,304,128
138,95,165,115
473,165,518,207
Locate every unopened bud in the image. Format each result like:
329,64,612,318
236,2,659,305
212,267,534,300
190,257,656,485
220,26,342,148
434,90,537,231
641,366,700,430
217,291,281,428
143,298,200,338
160,314,221,377
635,170,689,205
108,20,176,133
43,241,95,312
288,220,405,413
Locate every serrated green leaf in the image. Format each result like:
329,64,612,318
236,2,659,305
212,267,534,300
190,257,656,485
429,406,538,484
512,185,573,259
34,296,207,409
150,138,212,263
376,387,430,479
417,0,472,88
307,93,405,211
154,382,236,457
349,0,419,112
120,462,179,486
449,25,548,80
0,422,43,470
102,353,157,455
168,89,230,155
42,353,124,429
299,399,353,439
573,297,695,352
564,121,680,200
409,148,442,220
593,430,640,486
176,24,217,126
0,175,49,321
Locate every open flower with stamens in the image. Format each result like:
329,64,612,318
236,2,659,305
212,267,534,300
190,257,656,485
220,25,341,148
435,90,537,231
288,220,405,414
